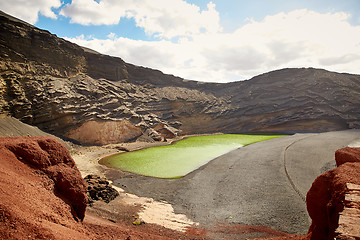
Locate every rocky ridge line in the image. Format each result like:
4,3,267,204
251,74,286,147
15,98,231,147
1,11,360,145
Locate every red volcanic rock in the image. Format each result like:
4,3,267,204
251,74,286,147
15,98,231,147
306,172,333,240
335,147,360,166
0,137,88,239
306,147,360,240
336,183,360,239
2,137,87,221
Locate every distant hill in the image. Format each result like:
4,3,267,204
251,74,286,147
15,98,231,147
1,11,359,145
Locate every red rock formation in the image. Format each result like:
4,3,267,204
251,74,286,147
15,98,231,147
1,137,87,220
335,147,360,166
306,147,360,240
0,137,88,239
336,183,360,239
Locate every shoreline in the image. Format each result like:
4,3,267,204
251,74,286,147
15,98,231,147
70,136,201,232
70,140,171,178
70,132,286,178
70,133,283,233
70,132,227,178
70,132,291,235
70,130,360,238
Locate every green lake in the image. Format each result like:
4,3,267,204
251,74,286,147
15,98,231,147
101,134,285,178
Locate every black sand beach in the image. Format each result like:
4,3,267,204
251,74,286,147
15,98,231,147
105,130,360,235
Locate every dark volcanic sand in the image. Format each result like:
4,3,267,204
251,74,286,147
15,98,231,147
104,130,360,238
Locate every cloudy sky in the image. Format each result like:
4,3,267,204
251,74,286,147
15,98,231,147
1,0,360,82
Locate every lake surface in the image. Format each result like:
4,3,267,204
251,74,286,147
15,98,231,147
101,134,285,178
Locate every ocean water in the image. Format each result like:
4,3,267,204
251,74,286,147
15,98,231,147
101,134,285,178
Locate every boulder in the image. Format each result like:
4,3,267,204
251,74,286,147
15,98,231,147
146,128,163,141
0,137,88,239
84,174,119,206
2,137,87,221
335,147,360,166
154,123,178,139
335,183,360,239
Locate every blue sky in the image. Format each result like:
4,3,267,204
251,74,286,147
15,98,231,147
1,0,360,82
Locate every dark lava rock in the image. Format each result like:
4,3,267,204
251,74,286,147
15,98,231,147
84,174,119,205
1,10,360,145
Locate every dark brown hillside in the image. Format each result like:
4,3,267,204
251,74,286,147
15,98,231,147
215,68,360,133
0,10,359,144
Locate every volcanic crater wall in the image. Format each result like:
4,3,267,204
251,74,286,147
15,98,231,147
1,11,360,145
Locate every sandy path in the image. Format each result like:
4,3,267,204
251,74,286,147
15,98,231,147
110,130,360,236
285,130,360,200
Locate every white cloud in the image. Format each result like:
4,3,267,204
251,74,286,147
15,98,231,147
128,1,221,38
3,0,359,82
0,0,61,24
60,0,221,39
60,0,130,25
67,9,360,82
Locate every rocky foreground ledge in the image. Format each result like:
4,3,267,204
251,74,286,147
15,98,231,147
0,136,359,239
306,147,360,239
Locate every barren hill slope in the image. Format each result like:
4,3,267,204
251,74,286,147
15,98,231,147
0,11,359,144
215,68,360,133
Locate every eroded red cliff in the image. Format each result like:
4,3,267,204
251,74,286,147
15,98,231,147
306,147,360,240
0,137,87,239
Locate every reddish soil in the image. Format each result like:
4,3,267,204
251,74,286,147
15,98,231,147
197,223,307,240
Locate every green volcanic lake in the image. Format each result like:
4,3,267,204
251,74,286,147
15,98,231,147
101,134,285,178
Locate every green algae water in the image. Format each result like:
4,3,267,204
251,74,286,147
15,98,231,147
101,134,285,178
